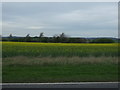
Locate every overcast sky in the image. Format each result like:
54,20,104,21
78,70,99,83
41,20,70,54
2,2,118,37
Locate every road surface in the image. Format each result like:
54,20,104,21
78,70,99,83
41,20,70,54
2,82,119,88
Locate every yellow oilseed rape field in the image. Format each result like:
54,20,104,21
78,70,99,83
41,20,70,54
2,42,118,58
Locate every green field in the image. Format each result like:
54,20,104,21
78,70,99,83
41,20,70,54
2,42,119,83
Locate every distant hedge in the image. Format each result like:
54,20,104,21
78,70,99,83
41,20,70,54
91,38,115,43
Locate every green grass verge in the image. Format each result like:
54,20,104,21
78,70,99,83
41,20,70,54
3,63,118,83
3,56,118,83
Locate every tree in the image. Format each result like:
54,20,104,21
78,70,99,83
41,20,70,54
39,32,44,42
60,33,65,38
91,38,115,43
59,33,68,43
39,32,44,38
26,34,30,38
52,33,68,43
25,34,31,42
9,34,12,38
8,34,13,41
53,34,60,43
0,35,2,41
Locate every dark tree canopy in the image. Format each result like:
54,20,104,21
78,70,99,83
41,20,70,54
2,33,117,43
91,38,115,43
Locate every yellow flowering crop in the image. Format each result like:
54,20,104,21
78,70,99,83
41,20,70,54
2,42,118,58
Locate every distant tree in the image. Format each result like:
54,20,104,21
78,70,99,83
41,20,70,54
118,39,120,43
53,34,60,43
39,32,44,38
59,33,68,43
79,38,87,43
67,38,87,43
8,34,13,41
26,34,30,38
39,32,44,42
0,35,2,41
91,38,115,43
25,34,31,42
60,33,65,38
34,36,38,38
41,37,48,43
9,34,13,38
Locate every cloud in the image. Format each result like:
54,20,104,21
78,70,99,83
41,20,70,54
2,2,118,37
54,5,117,24
27,26,44,30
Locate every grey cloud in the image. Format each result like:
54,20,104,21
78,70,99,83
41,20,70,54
2,2,118,37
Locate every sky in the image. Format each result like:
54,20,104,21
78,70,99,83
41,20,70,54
2,2,118,37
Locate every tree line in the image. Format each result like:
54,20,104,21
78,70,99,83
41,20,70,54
2,33,116,43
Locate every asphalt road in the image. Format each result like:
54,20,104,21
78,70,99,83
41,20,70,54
2,82,119,88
